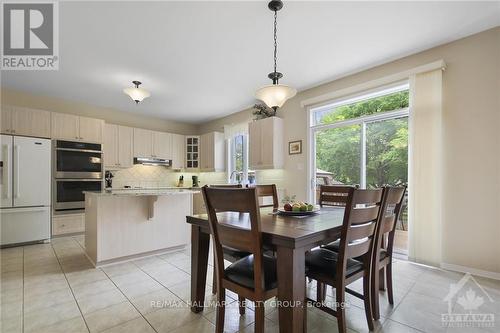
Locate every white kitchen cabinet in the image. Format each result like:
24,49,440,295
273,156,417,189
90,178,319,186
248,117,284,170
51,113,80,140
185,136,199,169
118,126,133,168
52,213,85,236
152,131,172,159
79,116,104,143
104,123,118,167
1,105,12,135
171,133,185,169
2,106,51,138
200,131,225,172
12,107,51,138
51,112,104,143
105,124,134,169
133,128,153,158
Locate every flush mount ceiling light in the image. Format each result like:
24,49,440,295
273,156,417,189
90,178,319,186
123,80,151,104
255,0,297,111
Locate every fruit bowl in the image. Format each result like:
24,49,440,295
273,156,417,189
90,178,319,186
277,208,320,216
278,202,319,216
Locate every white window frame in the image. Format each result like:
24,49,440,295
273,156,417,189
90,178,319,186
227,133,249,184
307,82,410,203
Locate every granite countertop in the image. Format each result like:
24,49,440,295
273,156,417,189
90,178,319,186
84,187,200,196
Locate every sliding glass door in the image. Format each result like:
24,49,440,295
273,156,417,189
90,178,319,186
310,84,409,253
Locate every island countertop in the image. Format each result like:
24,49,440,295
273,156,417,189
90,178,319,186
84,188,200,196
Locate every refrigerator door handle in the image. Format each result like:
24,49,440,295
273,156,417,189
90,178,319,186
2,144,10,199
1,206,49,213
13,145,19,199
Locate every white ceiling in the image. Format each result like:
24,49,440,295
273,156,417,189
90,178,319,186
2,1,499,124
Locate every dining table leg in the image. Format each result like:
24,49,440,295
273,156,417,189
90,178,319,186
277,245,307,333
190,225,210,313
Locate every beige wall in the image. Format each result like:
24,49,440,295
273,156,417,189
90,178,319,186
0,88,197,135
199,27,500,274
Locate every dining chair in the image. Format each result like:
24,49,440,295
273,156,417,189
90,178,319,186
247,184,279,209
370,186,406,320
306,187,384,333
202,186,278,333
319,184,359,207
208,184,249,294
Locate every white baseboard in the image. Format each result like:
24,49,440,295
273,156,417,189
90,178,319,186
440,262,500,281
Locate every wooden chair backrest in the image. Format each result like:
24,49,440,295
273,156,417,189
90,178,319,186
337,188,384,272
319,185,359,207
247,184,279,209
375,186,407,257
201,186,266,293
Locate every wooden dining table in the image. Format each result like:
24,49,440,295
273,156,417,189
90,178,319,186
186,207,345,333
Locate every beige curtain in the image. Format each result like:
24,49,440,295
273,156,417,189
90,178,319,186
408,69,443,266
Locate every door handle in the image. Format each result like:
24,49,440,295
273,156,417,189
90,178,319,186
13,145,19,199
2,144,10,199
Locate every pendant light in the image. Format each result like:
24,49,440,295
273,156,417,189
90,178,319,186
255,0,296,111
123,80,151,104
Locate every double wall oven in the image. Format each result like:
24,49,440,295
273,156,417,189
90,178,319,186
53,140,103,213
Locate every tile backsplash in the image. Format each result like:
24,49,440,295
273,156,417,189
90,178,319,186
109,166,287,202
109,165,226,188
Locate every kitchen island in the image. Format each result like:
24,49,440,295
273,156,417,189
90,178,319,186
84,188,198,266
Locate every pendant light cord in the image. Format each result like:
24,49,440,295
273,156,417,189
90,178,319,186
273,9,278,74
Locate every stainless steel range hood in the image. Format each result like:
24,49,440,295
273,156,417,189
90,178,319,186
133,157,172,167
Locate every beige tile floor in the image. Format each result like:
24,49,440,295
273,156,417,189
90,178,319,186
1,235,499,333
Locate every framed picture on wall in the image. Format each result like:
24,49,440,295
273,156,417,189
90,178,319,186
289,140,302,155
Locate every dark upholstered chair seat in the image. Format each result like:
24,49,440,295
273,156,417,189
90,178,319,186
323,240,389,261
224,255,277,290
305,248,364,278
222,246,251,262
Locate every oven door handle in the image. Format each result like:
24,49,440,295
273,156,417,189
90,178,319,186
56,179,103,182
56,148,102,153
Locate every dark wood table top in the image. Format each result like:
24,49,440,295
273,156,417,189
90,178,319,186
186,207,345,249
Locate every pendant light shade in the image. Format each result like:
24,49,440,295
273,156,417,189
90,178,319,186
123,81,151,104
255,84,296,109
255,0,295,110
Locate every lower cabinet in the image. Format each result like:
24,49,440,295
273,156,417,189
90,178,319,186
52,213,85,236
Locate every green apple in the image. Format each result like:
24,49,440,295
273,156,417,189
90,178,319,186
307,204,314,211
292,206,300,212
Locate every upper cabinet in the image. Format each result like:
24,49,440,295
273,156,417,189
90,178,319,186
152,131,172,159
200,131,225,172
104,124,133,169
79,116,104,143
1,106,51,138
133,128,152,158
133,128,172,160
171,134,185,169
185,136,199,169
249,117,284,170
51,112,104,143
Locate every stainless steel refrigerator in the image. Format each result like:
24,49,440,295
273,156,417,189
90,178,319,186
1,135,51,246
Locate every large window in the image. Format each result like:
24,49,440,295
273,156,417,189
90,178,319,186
310,83,409,252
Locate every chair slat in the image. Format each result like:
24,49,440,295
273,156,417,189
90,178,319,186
381,215,396,234
352,189,383,205
218,225,254,253
346,238,372,259
319,185,356,207
347,222,376,242
350,206,380,225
